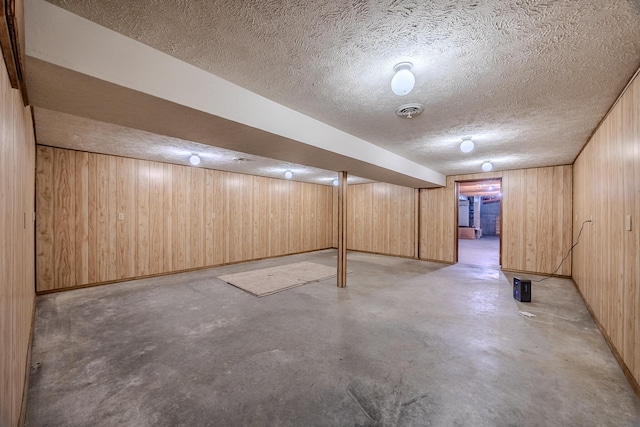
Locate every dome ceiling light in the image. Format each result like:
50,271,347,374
189,154,201,166
460,137,474,153
482,161,493,172
391,62,415,96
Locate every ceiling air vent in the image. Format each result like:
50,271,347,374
396,103,423,119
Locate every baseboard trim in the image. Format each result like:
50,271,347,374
36,248,336,295
500,267,571,279
571,278,640,400
18,297,36,427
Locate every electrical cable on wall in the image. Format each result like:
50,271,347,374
533,219,592,282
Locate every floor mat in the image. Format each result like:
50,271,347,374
217,261,336,297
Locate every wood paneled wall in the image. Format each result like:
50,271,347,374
36,146,334,292
1,52,36,427
419,167,573,276
347,183,416,258
502,167,573,275
573,70,640,389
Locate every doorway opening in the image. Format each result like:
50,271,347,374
456,179,502,267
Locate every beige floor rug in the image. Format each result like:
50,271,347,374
218,262,337,297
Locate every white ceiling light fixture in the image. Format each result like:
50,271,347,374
460,137,474,153
189,154,201,166
332,179,339,186
482,161,493,172
391,62,415,96
284,170,293,179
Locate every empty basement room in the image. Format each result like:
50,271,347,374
2,1,640,426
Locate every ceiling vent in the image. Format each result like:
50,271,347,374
396,103,423,119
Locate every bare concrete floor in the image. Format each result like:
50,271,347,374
26,250,640,426
458,236,500,267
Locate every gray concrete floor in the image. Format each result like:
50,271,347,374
26,250,640,426
458,235,500,267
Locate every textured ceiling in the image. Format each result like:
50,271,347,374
28,0,640,182
33,107,373,186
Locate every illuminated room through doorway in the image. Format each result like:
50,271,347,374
456,179,502,267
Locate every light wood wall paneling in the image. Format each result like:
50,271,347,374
74,151,90,285
240,174,254,261
53,147,76,288
316,185,332,249
229,173,248,262
266,179,277,257
502,167,572,275
345,182,416,258
116,157,136,279
501,170,520,269
398,184,416,257
276,179,290,256
348,183,371,252
537,167,553,272
326,186,334,248
524,169,539,271
303,182,317,252
361,183,374,251
188,167,206,269
96,155,117,283
204,169,215,266
162,163,174,272
287,181,302,254
419,184,454,262
35,147,335,292
314,186,323,248
148,161,164,275
86,153,98,284
419,168,571,276
573,70,640,390
252,175,270,260
299,182,309,252
345,184,355,250
1,54,36,427
622,79,639,383
136,160,150,275
371,183,385,254
171,164,187,270
36,145,54,288
212,170,227,265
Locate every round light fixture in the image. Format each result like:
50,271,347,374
482,161,493,172
460,137,474,153
189,154,201,166
391,62,415,96
284,170,293,179
460,136,475,153
332,179,339,186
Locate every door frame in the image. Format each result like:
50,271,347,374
454,178,502,266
